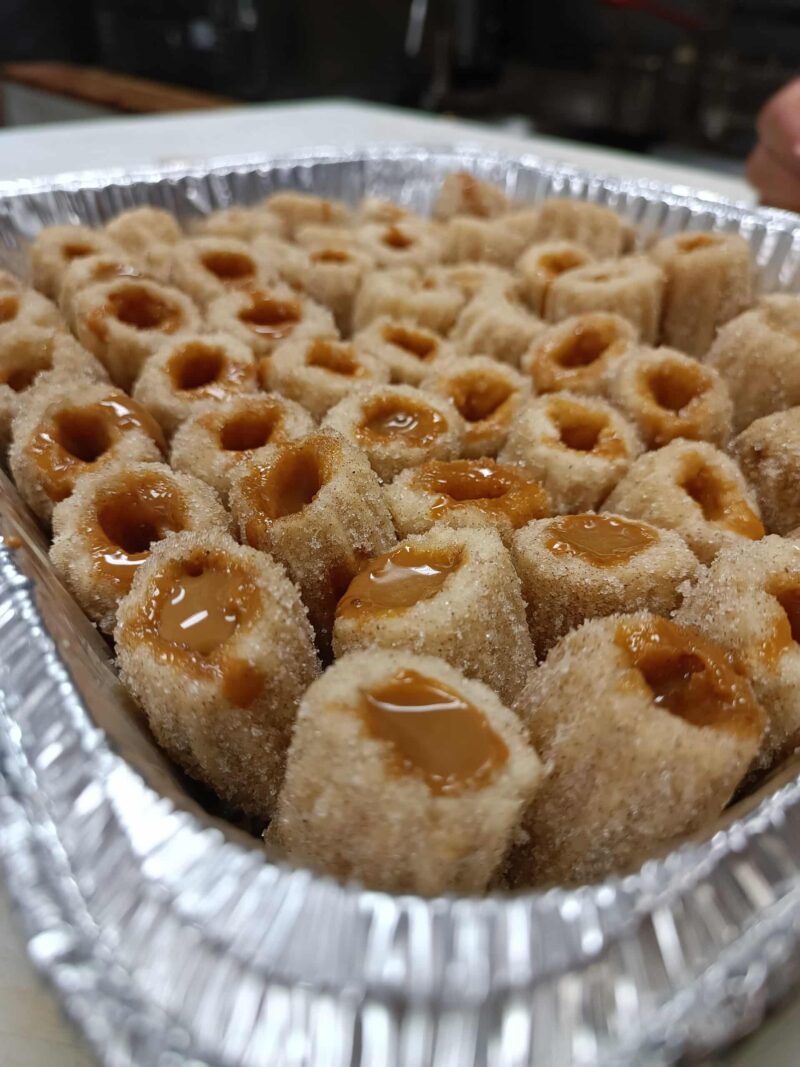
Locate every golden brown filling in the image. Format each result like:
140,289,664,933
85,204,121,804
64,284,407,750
106,285,183,333
170,343,225,392
679,457,764,540
337,543,463,618
639,362,711,445
0,295,19,324
305,339,361,377
549,399,622,456
62,242,94,260
357,395,446,447
382,225,414,250
218,406,281,452
381,324,437,361
678,233,719,253
200,250,255,282
242,440,331,536
311,249,351,265
414,458,550,528
449,373,513,425
616,616,763,738
359,668,508,794
239,293,301,339
546,514,657,566
761,579,800,667
538,250,585,278
646,363,707,413
2,362,47,393
531,317,626,394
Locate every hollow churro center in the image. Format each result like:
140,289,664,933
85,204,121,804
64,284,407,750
382,225,414,250
200,250,255,281
678,234,719,253
55,407,111,463
305,339,360,376
359,668,508,795
414,458,550,527
539,250,585,278
358,395,446,446
170,343,225,391
381,324,437,361
449,373,513,423
252,441,330,521
549,399,618,455
615,617,763,738
239,293,301,339
219,408,280,452
310,249,351,264
63,243,94,260
679,457,764,539
108,285,183,332
337,543,463,618
553,324,616,369
1,359,49,392
646,363,706,413
546,514,657,566
0,295,19,324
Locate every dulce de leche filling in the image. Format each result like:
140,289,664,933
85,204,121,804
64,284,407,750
381,324,438,361
169,341,254,399
679,456,764,540
28,394,165,502
640,361,710,445
305,339,362,377
88,284,184,339
616,616,763,739
546,514,657,566
761,578,800,668
448,372,514,429
549,398,624,457
0,294,19,324
359,668,508,795
337,543,463,619
238,292,301,339
215,403,283,452
136,554,263,707
241,437,333,545
357,395,446,447
533,318,624,394
200,250,255,282
414,459,550,528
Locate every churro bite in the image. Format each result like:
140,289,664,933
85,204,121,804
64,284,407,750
499,393,643,513
189,204,284,242
450,283,543,366
9,378,164,522
132,333,258,436
427,262,516,301
651,231,753,356
57,253,146,330
706,295,800,431
386,457,550,546
509,613,763,886
206,284,336,361
322,384,463,482
283,238,373,335
167,236,274,307
442,212,539,268
104,207,182,279
265,336,389,420
262,191,351,238
50,460,228,633
356,219,444,271
354,316,454,387
521,312,637,396
422,355,531,457
605,438,764,563
29,224,119,300
115,529,319,820
352,267,465,335
72,277,200,389
607,345,733,448
333,527,535,704
546,256,665,343
530,198,633,259
356,197,418,225
433,172,511,220
733,408,800,535
516,241,594,315
270,648,543,894
511,513,698,656
170,394,314,504
676,537,800,768
229,429,396,650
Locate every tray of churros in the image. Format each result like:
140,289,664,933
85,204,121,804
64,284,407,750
1,145,800,1066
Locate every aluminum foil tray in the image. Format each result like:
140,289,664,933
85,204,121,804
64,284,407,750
1,146,800,1067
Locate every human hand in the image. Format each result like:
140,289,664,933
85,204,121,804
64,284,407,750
746,79,800,212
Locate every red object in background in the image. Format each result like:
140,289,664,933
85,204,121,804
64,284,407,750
601,0,706,33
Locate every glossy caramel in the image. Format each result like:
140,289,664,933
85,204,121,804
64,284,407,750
305,339,362,377
546,514,657,566
90,284,184,338
679,457,764,540
359,668,508,794
414,459,550,528
200,250,255,282
169,341,254,399
357,395,446,446
616,616,763,739
238,293,301,339
337,543,463,618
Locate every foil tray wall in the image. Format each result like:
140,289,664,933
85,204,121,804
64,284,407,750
0,146,799,1067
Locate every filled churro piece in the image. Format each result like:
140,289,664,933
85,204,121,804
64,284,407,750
58,253,146,330
386,457,550,546
499,393,643,513
9,378,164,522
0,286,62,335
354,316,454,387
356,219,444,271
706,295,800,431
651,231,753,356
510,613,763,886
189,204,284,242
206,284,336,362
265,336,389,420
29,224,119,300
132,333,258,436
428,263,516,301
168,236,275,307
442,211,540,268
733,408,800,535
105,207,182,280
422,355,531,457
262,190,351,238
545,256,665,343
229,429,396,650
676,537,800,768
450,283,543,367
285,238,373,335
530,198,633,259
170,394,314,504
333,527,535,704
72,277,200,389
323,384,463,482
608,345,733,448
512,513,698,656
521,312,637,397
0,329,106,453
270,649,542,894
115,529,319,820
353,267,465,335
516,241,594,315
606,438,764,563
433,172,511,220
50,460,228,633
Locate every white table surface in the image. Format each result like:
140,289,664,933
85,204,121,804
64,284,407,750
0,98,789,1067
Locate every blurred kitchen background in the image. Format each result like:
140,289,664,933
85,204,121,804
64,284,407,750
0,0,796,175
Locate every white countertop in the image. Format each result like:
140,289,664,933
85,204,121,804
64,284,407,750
0,99,785,1067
